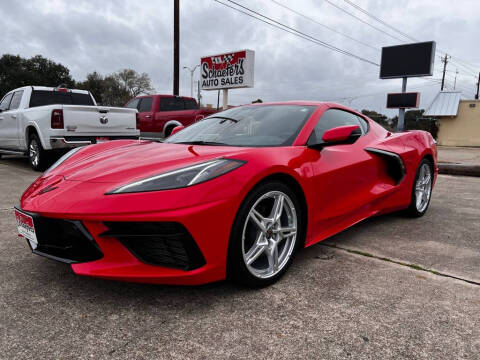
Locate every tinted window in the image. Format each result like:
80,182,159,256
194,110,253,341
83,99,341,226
126,98,140,109
138,97,153,112
308,109,365,144
71,92,95,105
0,93,13,111
356,115,369,133
29,90,94,108
184,98,198,110
166,105,316,147
9,91,23,110
160,97,183,111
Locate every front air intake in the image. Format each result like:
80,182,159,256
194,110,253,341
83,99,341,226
100,222,206,271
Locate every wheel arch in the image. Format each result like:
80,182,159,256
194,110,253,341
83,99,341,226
237,172,309,248
25,124,48,150
163,120,182,137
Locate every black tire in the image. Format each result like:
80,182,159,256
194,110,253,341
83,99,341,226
407,158,434,218
28,134,49,171
227,181,304,287
164,125,175,138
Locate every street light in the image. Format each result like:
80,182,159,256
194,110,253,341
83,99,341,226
183,65,199,98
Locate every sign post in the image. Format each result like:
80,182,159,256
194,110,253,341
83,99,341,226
200,49,255,109
379,41,436,131
397,77,407,131
222,89,229,110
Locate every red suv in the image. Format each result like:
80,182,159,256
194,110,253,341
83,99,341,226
126,95,217,137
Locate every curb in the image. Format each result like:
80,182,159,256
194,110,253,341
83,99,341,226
438,163,480,177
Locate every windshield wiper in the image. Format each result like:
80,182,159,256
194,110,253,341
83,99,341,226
207,116,239,123
175,141,228,146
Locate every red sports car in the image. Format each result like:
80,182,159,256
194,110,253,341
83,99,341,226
15,102,437,287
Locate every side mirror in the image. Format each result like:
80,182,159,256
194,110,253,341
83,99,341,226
322,125,361,143
170,125,185,137
308,125,361,149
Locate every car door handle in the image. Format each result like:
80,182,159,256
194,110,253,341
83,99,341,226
145,115,152,119
0,117,3,120
11,115,17,119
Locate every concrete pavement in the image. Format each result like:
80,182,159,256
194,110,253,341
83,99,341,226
437,146,480,176
0,156,479,359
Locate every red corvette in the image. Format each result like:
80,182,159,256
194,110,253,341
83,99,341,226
15,102,437,286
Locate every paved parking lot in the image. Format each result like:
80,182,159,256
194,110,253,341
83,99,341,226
1,155,479,359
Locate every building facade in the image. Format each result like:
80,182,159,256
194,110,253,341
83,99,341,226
424,91,480,147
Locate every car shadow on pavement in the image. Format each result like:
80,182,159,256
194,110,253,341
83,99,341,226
0,155,30,169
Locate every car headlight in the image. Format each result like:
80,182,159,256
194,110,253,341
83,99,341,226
44,147,83,176
107,158,246,194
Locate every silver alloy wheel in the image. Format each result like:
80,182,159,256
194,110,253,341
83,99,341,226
29,139,40,167
415,163,432,212
241,190,298,279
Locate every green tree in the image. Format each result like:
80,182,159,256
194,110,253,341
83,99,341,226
404,109,438,138
0,54,74,97
361,109,396,131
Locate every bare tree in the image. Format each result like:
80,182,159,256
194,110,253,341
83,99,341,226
114,69,154,98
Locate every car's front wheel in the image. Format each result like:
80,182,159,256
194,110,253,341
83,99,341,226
228,181,303,287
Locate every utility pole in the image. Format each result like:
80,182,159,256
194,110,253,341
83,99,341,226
183,65,199,98
173,0,179,95
453,69,459,90
476,72,480,100
440,53,449,91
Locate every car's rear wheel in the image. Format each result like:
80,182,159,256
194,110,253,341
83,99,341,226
28,134,48,171
407,158,433,217
228,181,303,287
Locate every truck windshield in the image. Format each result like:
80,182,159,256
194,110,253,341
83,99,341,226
29,90,94,108
166,105,316,147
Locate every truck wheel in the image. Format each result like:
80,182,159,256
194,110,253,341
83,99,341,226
164,125,175,138
28,134,48,171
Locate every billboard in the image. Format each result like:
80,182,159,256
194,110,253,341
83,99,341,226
200,50,255,90
380,41,436,79
386,92,420,109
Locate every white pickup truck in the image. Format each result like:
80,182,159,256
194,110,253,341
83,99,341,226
0,86,139,170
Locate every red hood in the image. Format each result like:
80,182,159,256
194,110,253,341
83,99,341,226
52,141,251,184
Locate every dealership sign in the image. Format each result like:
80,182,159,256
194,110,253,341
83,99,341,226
200,49,255,90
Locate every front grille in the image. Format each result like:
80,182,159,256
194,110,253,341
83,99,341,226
29,216,103,263
100,222,206,271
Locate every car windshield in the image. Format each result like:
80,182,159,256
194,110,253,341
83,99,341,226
166,105,316,147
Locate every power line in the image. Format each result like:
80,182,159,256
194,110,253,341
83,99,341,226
269,0,378,51
213,0,380,66
340,0,480,74
342,0,416,42
322,0,405,43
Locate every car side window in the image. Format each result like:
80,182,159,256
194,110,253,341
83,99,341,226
184,99,198,110
138,97,153,113
9,91,23,110
126,98,140,109
356,115,369,133
0,93,13,111
160,97,184,111
308,109,365,145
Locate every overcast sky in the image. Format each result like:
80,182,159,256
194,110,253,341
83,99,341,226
1,0,479,115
